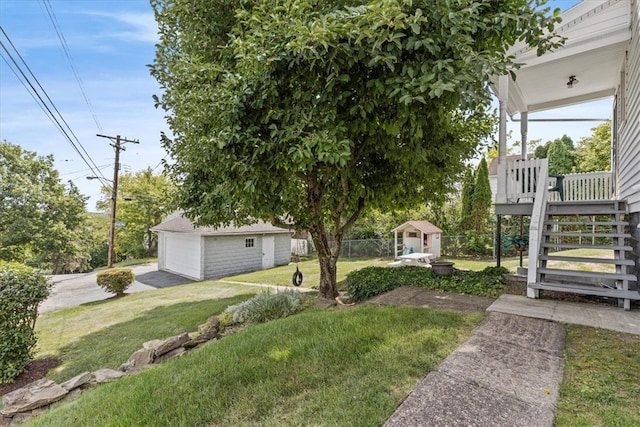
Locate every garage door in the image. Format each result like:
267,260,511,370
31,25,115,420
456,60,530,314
165,234,201,280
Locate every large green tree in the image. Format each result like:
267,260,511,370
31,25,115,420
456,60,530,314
0,141,89,272
575,121,611,172
150,0,562,298
533,134,577,175
97,168,176,259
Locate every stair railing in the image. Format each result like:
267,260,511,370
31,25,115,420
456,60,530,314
527,159,550,298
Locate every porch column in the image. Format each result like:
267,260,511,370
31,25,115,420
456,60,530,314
496,74,508,203
520,111,528,159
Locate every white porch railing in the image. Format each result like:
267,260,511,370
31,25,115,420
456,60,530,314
548,171,613,201
498,158,613,203
504,158,546,203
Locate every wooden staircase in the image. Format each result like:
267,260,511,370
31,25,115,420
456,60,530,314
529,200,639,310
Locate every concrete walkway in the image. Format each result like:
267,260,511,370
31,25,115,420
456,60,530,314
382,289,639,426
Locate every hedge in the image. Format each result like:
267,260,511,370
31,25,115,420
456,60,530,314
344,265,508,302
0,261,52,383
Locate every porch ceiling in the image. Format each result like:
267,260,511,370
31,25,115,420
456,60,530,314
501,0,630,115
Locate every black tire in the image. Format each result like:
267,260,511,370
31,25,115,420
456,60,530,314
292,270,303,287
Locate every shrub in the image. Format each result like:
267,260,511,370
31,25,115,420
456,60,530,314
345,265,508,302
96,268,135,295
0,261,52,383
224,290,305,324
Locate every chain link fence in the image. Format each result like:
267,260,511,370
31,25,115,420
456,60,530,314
304,234,498,259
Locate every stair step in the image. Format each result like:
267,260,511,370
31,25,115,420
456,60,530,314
541,242,633,251
540,255,636,266
542,232,629,238
530,282,640,300
538,268,637,282
544,221,628,227
547,208,625,215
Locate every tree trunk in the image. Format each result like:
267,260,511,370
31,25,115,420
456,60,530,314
311,225,339,299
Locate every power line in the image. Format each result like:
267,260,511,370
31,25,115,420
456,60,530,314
0,25,109,186
40,0,103,132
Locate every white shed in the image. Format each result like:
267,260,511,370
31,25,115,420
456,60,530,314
151,214,292,280
392,221,443,259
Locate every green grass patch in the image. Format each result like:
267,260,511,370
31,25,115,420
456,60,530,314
225,258,391,287
30,305,483,426
35,282,256,383
555,325,640,426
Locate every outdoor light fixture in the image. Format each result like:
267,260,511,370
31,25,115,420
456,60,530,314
566,75,578,88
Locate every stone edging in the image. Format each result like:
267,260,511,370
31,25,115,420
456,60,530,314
1,314,230,426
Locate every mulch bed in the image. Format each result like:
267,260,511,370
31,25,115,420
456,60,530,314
0,358,62,397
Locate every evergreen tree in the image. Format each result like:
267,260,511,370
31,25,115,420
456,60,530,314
471,157,492,233
460,166,475,231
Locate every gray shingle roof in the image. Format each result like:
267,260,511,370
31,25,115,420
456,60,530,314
150,214,290,235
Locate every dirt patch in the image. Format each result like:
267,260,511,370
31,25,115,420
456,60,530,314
369,286,496,312
0,358,61,397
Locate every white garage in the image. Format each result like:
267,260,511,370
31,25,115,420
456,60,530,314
151,214,292,281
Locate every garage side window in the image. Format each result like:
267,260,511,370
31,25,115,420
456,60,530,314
245,238,255,248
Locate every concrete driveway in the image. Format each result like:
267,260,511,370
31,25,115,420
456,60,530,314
40,263,194,313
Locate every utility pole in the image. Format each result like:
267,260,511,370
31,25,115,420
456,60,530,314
97,134,139,268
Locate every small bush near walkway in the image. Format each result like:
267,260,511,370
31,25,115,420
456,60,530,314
345,266,508,302
0,261,51,383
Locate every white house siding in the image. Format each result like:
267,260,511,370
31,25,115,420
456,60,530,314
202,233,291,279
617,0,640,213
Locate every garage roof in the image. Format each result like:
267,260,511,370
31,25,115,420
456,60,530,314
151,214,290,235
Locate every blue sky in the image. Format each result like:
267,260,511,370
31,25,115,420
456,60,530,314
0,0,608,209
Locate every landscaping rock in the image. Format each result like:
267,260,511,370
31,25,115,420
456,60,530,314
147,333,190,357
1,379,67,416
123,347,156,372
92,369,125,384
154,347,186,364
60,372,93,391
198,316,220,341
142,339,163,350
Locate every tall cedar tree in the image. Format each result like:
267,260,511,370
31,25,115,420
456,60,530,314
471,157,491,233
150,0,563,298
460,166,475,232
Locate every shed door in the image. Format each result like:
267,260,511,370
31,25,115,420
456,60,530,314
165,234,201,279
262,235,275,269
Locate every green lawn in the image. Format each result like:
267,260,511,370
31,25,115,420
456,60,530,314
30,305,483,426
18,249,636,426
555,325,640,426
35,281,256,383
224,257,392,287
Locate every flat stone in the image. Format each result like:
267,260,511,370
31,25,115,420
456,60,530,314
123,347,156,372
8,413,32,426
149,333,190,357
60,372,93,391
438,334,564,407
1,379,67,416
142,339,163,350
92,368,125,384
474,312,565,356
154,347,186,364
384,371,555,427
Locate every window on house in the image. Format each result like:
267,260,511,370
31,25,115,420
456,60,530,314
407,232,418,238
245,238,255,248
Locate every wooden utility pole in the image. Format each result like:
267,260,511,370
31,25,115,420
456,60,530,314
97,134,139,268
